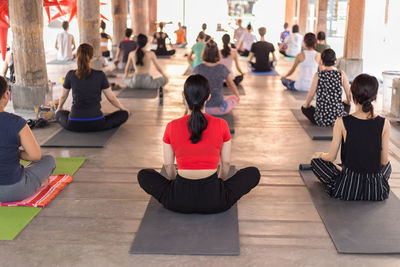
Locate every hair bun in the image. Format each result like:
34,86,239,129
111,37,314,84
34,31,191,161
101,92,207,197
362,101,372,113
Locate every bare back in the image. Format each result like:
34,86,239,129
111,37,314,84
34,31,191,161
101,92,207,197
132,50,154,74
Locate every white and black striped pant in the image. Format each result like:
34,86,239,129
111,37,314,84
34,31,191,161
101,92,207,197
311,158,391,201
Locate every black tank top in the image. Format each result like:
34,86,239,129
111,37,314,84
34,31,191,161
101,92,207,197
341,115,385,173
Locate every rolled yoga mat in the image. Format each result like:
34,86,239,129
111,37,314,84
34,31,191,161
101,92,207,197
117,88,158,99
299,168,400,254
223,85,245,96
41,128,119,148
130,165,239,255
291,109,333,140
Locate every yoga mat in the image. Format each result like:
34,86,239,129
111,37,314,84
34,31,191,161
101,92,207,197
223,85,245,96
41,128,118,148
117,88,158,99
0,207,41,240
300,169,400,254
250,70,279,76
47,59,75,65
156,55,172,59
291,109,332,140
289,90,308,101
215,113,235,134
130,165,239,255
21,157,85,175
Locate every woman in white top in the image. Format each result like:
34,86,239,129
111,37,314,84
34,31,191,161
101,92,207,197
55,21,76,61
220,34,244,86
279,24,303,57
237,24,257,57
281,32,320,92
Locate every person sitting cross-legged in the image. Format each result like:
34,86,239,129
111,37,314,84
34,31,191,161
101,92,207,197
137,74,260,214
311,74,391,201
0,76,56,203
56,43,130,132
301,48,351,126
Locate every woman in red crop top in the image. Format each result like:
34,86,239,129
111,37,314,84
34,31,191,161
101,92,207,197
138,75,260,214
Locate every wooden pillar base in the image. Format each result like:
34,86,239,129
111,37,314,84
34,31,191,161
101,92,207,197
337,58,363,81
12,84,48,113
91,57,104,71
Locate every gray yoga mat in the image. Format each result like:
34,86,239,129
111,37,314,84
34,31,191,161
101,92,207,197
299,169,400,254
41,127,118,148
47,59,75,65
117,88,158,99
289,90,308,101
215,113,235,134
291,109,332,140
130,165,238,255
223,85,245,96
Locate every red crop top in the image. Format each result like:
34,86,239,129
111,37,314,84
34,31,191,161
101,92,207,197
163,114,231,170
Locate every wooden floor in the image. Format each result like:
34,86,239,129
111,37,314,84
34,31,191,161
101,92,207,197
2,49,400,266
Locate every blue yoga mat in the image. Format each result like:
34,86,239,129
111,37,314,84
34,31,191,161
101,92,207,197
250,70,279,76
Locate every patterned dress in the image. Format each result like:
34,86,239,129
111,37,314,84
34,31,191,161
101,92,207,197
314,70,347,126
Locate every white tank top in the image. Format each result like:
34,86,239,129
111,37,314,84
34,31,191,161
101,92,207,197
286,33,303,57
56,31,73,61
294,50,319,91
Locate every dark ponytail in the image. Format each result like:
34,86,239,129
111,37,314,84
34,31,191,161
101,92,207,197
350,73,378,118
184,75,211,144
136,34,148,66
221,34,231,58
76,43,93,80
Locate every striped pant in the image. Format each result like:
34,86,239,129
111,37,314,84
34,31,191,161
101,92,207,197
311,158,392,201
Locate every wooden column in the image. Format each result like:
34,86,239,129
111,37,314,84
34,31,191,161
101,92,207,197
130,0,149,36
338,0,365,79
77,0,102,69
316,0,328,33
285,0,296,27
148,0,157,34
9,0,48,114
298,0,309,34
112,0,128,46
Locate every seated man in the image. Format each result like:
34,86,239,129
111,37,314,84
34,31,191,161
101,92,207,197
279,24,302,57
152,22,176,56
248,27,277,72
315,31,330,53
55,21,76,61
114,28,137,70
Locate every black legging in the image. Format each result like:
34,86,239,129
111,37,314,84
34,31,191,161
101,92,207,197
302,102,351,125
152,48,176,56
56,110,129,132
137,167,260,214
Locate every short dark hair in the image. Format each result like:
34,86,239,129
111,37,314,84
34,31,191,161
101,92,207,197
247,23,252,30
159,22,164,30
197,31,206,40
202,40,220,63
62,21,69,30
125,28,133,38
258,27,266,36
303,32,317,48
284,22,289,29
292,24,299,33
321,48,336,66
0,76,8,98
317,31,326,41
202,23,207,31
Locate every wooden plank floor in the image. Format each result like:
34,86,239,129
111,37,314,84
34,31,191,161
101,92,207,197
2,49,400,266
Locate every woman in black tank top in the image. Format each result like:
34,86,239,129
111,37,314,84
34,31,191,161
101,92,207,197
152,22,176,56
310,74,391,201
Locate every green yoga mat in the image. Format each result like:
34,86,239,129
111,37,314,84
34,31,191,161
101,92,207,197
0,207,41,240
21,157,85,175
0,157,85,240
